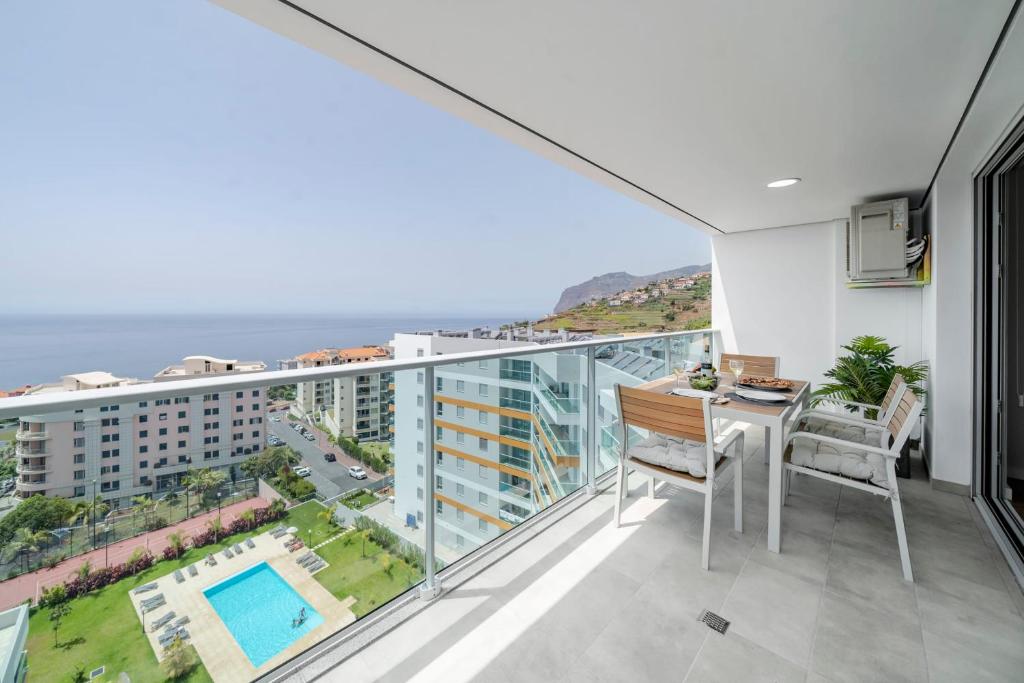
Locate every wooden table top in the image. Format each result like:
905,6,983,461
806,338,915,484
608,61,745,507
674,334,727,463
638,375,809,418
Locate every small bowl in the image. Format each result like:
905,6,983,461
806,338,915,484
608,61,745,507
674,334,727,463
688,375,719,391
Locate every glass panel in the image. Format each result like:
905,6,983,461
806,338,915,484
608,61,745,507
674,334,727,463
427,348,588,564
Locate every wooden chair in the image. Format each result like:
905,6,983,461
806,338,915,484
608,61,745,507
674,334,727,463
719,353,779,378
613,384,745,570
783,388,923,581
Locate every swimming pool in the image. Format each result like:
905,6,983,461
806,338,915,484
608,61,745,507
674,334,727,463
203,562,324,667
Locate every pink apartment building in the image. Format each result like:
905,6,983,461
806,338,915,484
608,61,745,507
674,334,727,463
15,356,267,507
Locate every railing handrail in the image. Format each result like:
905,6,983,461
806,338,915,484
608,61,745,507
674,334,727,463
0,328,716,419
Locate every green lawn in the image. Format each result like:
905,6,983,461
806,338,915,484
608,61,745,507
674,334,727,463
340,490,377,511
311,530,422,618
24,502,324,683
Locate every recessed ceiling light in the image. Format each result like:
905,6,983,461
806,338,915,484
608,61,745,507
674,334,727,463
767,178,801,188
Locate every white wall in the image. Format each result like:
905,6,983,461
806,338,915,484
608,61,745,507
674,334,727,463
921,12,1024,488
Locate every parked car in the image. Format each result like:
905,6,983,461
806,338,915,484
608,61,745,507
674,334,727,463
348,466,367,480
304,433,315,441
270,416,281,422
323,453,336,463
294,466,312,477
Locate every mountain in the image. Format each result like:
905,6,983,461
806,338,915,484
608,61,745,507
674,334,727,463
553,264,711,313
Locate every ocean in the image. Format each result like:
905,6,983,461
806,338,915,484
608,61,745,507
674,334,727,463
0,314,521,388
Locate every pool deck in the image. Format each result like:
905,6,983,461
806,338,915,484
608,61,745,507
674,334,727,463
129,529,356,683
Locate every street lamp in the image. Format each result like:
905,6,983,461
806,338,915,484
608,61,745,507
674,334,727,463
184,456,192,519
217,491,222,520
103,523,111,568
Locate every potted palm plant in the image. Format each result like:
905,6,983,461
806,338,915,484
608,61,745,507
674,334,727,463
812,335,927,477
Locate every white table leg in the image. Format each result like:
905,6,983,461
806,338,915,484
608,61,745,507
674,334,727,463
762,426,770,464
766,419,784,553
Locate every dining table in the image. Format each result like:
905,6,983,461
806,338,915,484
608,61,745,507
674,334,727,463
636,373,810,553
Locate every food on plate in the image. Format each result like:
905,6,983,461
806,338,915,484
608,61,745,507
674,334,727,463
738,375,793,390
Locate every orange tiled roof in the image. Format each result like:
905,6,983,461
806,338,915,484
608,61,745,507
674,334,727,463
295,346,389,364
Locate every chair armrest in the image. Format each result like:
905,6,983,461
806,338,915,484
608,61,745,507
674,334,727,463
785,430,896,458
714,429,744,455
813,398,882,411
796,408,879,428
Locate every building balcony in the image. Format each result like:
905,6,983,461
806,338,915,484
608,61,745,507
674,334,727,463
16,478,48,492
14,429,48,442
14,444,47,457
15,460,49,474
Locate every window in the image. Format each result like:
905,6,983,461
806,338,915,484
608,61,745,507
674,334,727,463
457,457,465,471
73,454,84,464
479,360,488,369
139,430,148,438
416,441,424,454
174,397,189,405
436,377,443,392
159,443,167,451
417,510,424,523
74,486,85,498
251,403,259,411
73,470,85,480
456,380,465,393
159,428,167,436
159,413,167,421
177,440,186,448
235,405,243,413
417,395,424,408
479,437,489,451
456,534,464,548
456,482,464,497
478,519,487,532
416,487,424,500
252,430,259,438
416,464,424,477
435,499,443,515
478,411,488,425
177,411,186,419
252,389,259,397
73,421,84,431
436,426,443,441
74,437,85,448
436,475,444,491
456,508,465,521
139,460,148,468
479,464,487,478
456,431,465,444
155,399,170,406
138,401,148,408
478,383,489,397
235,391,243,399
479,492,489,506
177,425,189,433
436,451,443,465
436,401,444,416
101,434,111,443
456,405,465,419
139,445,148,454
416,418,424,431
416,348,424,357
417,372,424,385
139,414,148,424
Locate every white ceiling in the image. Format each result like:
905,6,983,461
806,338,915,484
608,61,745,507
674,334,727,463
215,0,1014,234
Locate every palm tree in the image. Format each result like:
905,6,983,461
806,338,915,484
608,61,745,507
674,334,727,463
65,502,90,555
185,468,227,512
166,531,188,559
3,527,48,572
131,495,154,533
238,508,255,530
317,503,338,527
206,517,224,543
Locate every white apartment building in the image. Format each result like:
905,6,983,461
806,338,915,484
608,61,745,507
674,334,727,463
15,357,267,507
286,346,393,442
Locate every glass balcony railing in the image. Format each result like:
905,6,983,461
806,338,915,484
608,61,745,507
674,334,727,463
0,328,713,682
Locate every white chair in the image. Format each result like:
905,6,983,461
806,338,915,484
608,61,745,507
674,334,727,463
783,388,924,581
613,384,745,571
717,353,779,464
796,373,907,435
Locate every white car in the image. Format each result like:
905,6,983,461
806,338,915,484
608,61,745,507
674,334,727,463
348,466,367,480
294,466,312,478
270,416,281,422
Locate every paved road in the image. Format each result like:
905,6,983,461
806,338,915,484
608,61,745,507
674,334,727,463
268,419,364,499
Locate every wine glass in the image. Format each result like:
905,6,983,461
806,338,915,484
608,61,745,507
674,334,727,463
728,359,745,385
673,365,687,390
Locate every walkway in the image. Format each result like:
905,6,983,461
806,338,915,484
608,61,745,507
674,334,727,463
0,496,269,610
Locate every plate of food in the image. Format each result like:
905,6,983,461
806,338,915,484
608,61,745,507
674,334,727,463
736,375,794,392
671,387,719,399
735,389,789,403
687,374,719,391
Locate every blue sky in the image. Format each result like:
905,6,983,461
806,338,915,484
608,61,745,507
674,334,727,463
0,1,709,317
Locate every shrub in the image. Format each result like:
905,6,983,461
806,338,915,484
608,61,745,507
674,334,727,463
39,584,68,608
147,516,169,531
190,529,215,548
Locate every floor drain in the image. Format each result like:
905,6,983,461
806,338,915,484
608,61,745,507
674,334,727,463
698,609,730,635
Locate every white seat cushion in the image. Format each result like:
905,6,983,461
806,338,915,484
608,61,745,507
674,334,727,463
627,434,710,477
797,416,882,444
789,432,889,488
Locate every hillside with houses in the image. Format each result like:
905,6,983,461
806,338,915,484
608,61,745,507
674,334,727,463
535,270,711,333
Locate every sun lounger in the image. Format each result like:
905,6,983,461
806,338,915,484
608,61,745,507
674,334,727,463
173,570,185,584
270,525,286,538
288,541,304,553
159,627,190,648
307,560,325,573
187,564,198,578
223,547,234,559
142,597,166,613
205,553,218,567
171,615,190,628
132,582,159,595
245,538,256,549
233,543,243,554
296,551,314,563
149,611,176,632
140,594,165,608
298,554,318,567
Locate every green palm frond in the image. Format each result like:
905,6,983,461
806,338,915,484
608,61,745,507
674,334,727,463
812,337,927,416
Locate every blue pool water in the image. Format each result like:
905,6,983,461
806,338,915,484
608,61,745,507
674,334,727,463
203,562,324,667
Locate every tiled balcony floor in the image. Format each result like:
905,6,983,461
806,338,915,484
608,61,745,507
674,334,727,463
322,428,1024,682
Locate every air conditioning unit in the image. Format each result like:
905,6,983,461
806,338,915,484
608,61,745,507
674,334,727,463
847,197,911,281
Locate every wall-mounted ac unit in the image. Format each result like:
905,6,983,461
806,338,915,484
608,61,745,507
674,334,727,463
847,197,910,281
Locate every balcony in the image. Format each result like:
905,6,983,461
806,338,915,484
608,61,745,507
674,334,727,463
14,443,47,457
537,384,579,415
14,429,48,442
16,478,48,492
15,460,49,474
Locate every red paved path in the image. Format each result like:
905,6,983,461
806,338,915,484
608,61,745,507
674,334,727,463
0,496,268,610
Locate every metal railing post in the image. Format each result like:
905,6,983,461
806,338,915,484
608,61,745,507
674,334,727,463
665,336,674,375
420,366,441,600
586,347,597,495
